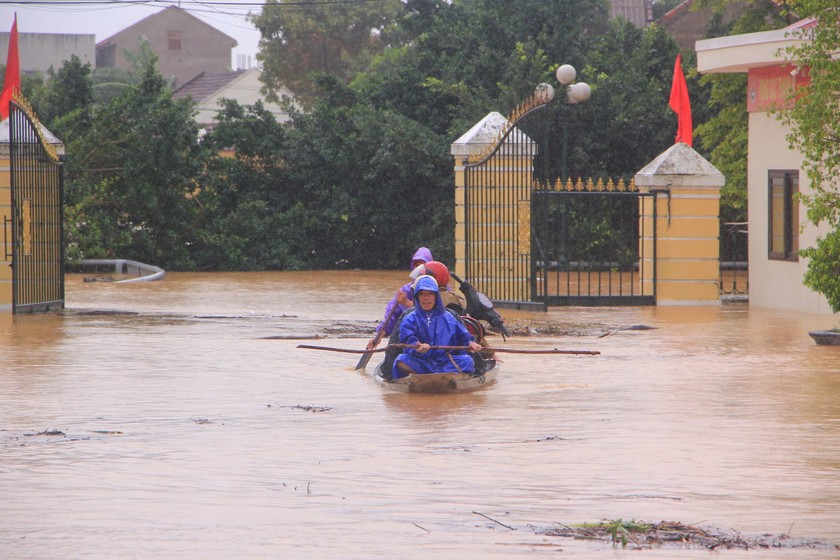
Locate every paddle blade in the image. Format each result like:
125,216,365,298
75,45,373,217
355,350,375,370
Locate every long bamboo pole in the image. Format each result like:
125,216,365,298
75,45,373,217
296,343,599,356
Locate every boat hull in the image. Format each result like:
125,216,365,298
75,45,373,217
374,362,498,394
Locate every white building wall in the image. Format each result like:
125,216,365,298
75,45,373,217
194,69,296,126
747,111,832,314
0,33,96,74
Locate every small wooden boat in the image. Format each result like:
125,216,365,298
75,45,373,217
373,360,499,394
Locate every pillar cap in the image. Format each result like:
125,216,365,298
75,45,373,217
0,117,65,156
635,142,724,188
451,111,535,159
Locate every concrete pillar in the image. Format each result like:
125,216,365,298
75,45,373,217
635,142,725,305
0,143,10,312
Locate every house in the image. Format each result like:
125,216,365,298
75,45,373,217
96,6,236,87
172,68,296,130
657,0,750,52
610,0,653,27
0,32,95,75
696,18,832,315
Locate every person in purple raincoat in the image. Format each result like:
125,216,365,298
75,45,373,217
392,274,482,379
366,246,433,350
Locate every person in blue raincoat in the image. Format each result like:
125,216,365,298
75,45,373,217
392,275,482,379
366,246,433,350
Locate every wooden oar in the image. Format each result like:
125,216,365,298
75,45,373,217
388,343,600,355
300,344,389,354
355,304,399,370
298,343,599,356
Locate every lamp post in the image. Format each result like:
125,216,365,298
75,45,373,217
554,64,590,181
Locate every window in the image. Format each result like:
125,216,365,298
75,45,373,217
96,43,115,68
168,31,181,51
768,170,799,261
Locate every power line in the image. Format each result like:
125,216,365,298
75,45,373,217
6,0,389,6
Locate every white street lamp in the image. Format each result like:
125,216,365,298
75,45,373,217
556,64,577,86
534,82,556,104
567,82,591,104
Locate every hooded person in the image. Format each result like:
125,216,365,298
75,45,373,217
367,247,433,350
392,275,482,379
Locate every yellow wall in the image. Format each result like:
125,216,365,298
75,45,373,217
638,185,721,305
0,155,10,311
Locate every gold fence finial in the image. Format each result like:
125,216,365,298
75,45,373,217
10,90,60,163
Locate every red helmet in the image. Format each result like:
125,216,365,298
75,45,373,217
461,315,486,341
423,261,451,288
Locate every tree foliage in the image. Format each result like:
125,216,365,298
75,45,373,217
63,59,209,269
572,20,682,180
692,0,790,234
39,55,95,142
24,1,759,272
252,0,402,108
781,0,840,314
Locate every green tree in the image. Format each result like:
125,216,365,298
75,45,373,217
570,20,682,179
252,0,402,108
694,73,748,224
93,38,165,104
782,0,840,314
694,0,790,253
65,60,209,268
38,55,95,142
281,76,454,268
196,99,301,270
195,76,454,271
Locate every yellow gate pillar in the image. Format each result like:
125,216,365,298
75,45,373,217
635,142,725,305
0,127,12,312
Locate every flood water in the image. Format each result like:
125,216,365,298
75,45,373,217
1,271,839,559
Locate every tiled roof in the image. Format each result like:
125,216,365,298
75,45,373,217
785,16,817,30
172,70,246,102
656,0,692,27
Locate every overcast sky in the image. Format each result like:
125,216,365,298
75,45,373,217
1,1,263,66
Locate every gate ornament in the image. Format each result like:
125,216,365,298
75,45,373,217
539,177,637,193
467,65,590,165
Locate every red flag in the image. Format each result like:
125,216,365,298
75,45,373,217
1,14,20,121
668,53,692,146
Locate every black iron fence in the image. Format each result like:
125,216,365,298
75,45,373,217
720,221,748,296
531,179,655,306
8,99,65,313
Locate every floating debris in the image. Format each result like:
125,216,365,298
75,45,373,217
260,335,324,340
28,429,65,437
268,403,332,413
83,276,116,283
536,519,840,551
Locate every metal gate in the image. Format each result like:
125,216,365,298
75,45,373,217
531,179,656,306
462,91,656,307
7,99,65,313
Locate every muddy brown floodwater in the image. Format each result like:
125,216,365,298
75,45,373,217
1,271,839,559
